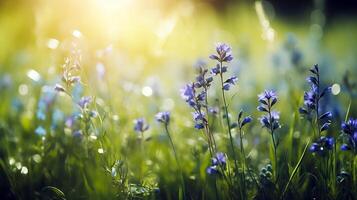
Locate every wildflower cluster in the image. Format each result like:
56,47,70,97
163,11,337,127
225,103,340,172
299,64,334,156
209,43,238,91
181,83,208,130
258,90,280,132
257,90,280,181
299,64,332,134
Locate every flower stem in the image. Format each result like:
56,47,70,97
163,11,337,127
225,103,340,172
238,127,247,198
267,99,278,182
219,61,241,198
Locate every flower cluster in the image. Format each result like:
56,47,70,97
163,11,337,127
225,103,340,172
309,136,334,156
180,64,213,129
209,43,238,91
206,152,227,175
299,64,332,133
257,90,280,131
340,118,357,152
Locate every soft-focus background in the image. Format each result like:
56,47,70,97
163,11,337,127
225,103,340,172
0,0,356,199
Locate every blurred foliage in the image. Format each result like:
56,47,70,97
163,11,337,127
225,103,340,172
0,0,356,199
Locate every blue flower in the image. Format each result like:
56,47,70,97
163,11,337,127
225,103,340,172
206,152,227,175
180,84,195,101
180,84,197,108
35,126,46,136
211,152,227,166
341,144,350,151
341,118,357,135
241,116,252,128
209,43,233,63
134,118,149,133
194,123,204,129
222,76,238,91
65,115,76,128
208,107,219,115
192,111,205,121
210,64,227,76
258,90,277,103
78,96,92,109
309,136,334,156
258,90,280,131
206,165,218,175
155,111,170,124
340,118,357,151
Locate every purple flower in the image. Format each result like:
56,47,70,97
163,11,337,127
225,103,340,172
309,136,334,156
65,115,76,128
206,165,218,175
258,90,280,131
180,84,197,108
225,76,238,85
300,64,332,132
222,83,231,91
222,76,238,91
210,65,221,75
192,111,205,121
241,116,252,128
303,86,318,110
341,144,350,151
180,84,195,101
208,107,219,115
155,111,170,124
211,152,227,166
342,118,357,135
192,111,206,129
78,96,92,109
134,118,149,133
206,152,227,175
194,123,204,129
340,118,357,152
209,43,233,63
258,90,277,103
73,130,83,138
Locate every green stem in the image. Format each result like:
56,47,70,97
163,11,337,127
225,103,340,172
219,62,239,172
219,61,241,199
239,127,247,198
267,100,278,182
164,125,186,199
344,98,352,122
280,139,310,199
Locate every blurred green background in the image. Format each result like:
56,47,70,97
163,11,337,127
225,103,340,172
0,0,357,199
